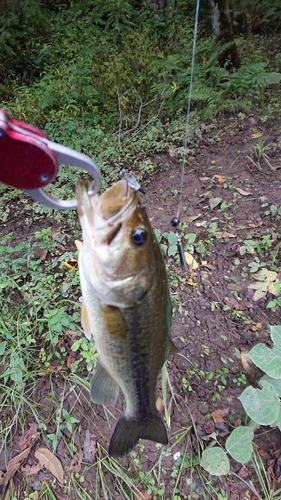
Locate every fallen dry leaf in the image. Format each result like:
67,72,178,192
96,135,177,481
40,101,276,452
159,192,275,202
65,330,78,337
211,408,229,424
35,447,64,484
63,260,78,270
216,231,237,238
67,354,76,370
40,248,48,261
240,348,257,381
248,268,279,301
20,463,42,476
187,278,197,287
52,230,62,241
83,430,96,463
69,449,83,473
251,322,262,332
184,252,199,270
75,239,83,251
204,420,215,434
19,423,39,451
213,174,226,183
251,133,262,139
2,446,32,488
235,187,253,196
134,489,152,500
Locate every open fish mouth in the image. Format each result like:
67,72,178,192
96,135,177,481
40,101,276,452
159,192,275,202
107,223,122,245
76,179,137,224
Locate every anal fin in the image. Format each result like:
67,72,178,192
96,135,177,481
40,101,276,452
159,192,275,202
90,360,119,406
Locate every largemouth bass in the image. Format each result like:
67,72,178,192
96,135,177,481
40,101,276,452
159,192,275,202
76,179,177,457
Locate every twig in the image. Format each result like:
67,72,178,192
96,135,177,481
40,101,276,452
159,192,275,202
114,78,166,140
117,85,122,147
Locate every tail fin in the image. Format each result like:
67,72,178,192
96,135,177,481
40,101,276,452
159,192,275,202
108,413,168,457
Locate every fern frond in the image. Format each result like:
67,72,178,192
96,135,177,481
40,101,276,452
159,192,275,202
205,41,235,70
191,84,222,106
252,72,281,88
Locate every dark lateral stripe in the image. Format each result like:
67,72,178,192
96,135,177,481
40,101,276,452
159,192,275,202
128,308,152,421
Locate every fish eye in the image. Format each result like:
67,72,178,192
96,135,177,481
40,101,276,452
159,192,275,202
132,227,147,246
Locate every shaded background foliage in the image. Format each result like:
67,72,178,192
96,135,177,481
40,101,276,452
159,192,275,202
0,0,281,139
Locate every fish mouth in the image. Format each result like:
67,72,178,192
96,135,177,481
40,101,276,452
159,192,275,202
100,180,136,222
76,179,137,226
107,223,122,245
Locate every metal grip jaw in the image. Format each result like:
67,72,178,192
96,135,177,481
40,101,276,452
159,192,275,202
0,110,102,210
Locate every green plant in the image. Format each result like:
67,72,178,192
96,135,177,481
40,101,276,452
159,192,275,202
266,282,281,311
201,325,281,477
47,394,80,452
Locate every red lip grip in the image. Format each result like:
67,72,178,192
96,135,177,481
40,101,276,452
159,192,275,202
0,110,58,190
0,110,102,210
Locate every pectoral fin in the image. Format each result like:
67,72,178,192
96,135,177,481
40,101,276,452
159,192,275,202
90,360,119,406
101,304,128,340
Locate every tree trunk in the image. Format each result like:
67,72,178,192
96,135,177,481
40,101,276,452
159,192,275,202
209,0,241,69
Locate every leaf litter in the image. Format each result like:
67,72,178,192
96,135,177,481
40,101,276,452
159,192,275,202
34,448,64,484
248,268,279,301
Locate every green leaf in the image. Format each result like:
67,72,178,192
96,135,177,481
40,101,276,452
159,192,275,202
168,245,178,256
185,233,196,244
0,341,6,356
200,447,230,476
239,380,280,425
249,344,281,379
195,241,206,254
209,197,222,209
160,244,168,255
225,426,254,463
167,232,178,245
259,375,281,396
270,325,281,350
71,340,82,352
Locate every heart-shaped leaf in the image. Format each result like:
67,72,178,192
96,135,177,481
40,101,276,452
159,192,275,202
249,344,281,379
259,375,281,396
225,426,254,463
239,380,280,425
200,447,230,475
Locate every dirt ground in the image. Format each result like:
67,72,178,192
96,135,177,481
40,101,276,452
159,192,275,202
1,114,281,499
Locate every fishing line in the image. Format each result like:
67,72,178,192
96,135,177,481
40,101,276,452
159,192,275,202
171,0,200,269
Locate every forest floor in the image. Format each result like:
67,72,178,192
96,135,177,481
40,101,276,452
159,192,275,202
1,112,281,499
